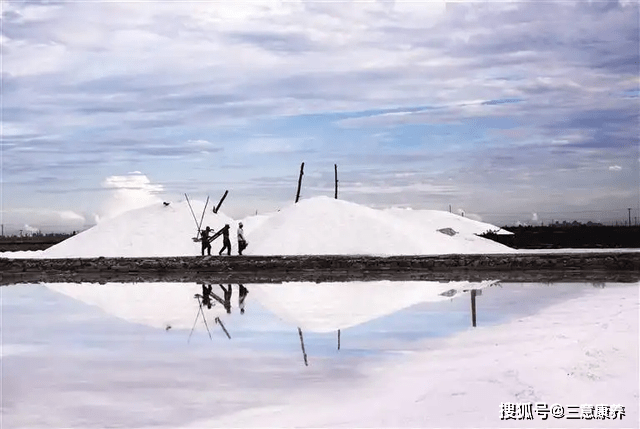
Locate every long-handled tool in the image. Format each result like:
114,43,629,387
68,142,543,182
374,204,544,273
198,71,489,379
186,194,209,242
185,193,200,238
188,294,213,343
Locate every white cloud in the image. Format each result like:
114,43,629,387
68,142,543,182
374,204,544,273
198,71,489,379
99,173,163,221
0,209,87,234
23,224,40,235
609,165,622,171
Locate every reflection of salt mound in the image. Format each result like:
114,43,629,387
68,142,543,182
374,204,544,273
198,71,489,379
246,197,512,255
46,283,230,330
42,200,235,258
251,280,496,332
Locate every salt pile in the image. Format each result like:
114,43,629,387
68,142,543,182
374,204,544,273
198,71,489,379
244,196,513,255
9,196,512,258
41,200,236,258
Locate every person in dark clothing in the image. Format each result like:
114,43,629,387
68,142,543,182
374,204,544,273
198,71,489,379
201,284,213,309
201,226,212,256
219,224,231,256
219,284,232,314
238,284,248,315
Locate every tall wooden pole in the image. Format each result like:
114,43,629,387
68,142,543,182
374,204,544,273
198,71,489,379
298,327,308,366
337,329,341,350
334,164,338,199
295,162,304,203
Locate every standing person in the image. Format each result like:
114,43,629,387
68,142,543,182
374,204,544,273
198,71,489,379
201,226,212,256
238,284,248,314
219,224,231,256
237,222,248,255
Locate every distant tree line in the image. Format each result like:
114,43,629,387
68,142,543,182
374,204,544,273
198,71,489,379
481,224,640,249
0,232,77,251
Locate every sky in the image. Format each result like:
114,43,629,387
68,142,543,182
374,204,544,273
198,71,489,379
1,0,639,234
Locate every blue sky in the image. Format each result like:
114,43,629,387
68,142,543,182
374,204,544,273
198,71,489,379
1,0,639,233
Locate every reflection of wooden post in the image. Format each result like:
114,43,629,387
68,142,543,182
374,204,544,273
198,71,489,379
298,327,308,366
471,289,477,327
295,162,304,203
337,329,341,350
215,317,231,339
334,164,338,199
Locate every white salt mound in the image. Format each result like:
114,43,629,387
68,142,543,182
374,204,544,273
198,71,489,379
41,200,237,258
17,196,511,258
245,196,513,255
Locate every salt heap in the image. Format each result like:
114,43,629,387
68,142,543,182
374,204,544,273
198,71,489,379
41,200,236,258
31,196,512,258
244,196,512,255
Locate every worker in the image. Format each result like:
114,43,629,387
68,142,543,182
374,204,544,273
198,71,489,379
237,222,248,255
219,224,231,256
201,226,212,256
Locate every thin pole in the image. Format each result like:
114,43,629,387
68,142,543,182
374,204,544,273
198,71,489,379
334,164,338,199
198,196,210,232
628,208,632,226
337,329,341,350
198,297,212,340
185,194,200,234
188,300,202,343
298,327,308,366
295,162,304,203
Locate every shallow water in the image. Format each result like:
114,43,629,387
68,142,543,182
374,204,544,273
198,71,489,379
1,279,636,428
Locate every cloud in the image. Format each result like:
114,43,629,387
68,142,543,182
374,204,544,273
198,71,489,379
0,209,87,234
23,224,40,235
1,1,638,226
609,165,623,171
99,173,164,221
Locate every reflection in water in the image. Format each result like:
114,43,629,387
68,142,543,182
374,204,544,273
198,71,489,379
43,280,497,366
189,280,496,365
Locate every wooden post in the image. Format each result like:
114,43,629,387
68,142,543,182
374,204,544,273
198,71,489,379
334,164,338,199
213,190,228,214
471,289,477,327
295,162,304,203
337,329,340,350
298,327,308,366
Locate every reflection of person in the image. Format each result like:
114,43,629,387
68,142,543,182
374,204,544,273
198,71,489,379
238,284,248,314
219,225,231,256
219,284,232,314
237,222,248,255
201,226,212,256
201,284,213,309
